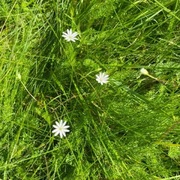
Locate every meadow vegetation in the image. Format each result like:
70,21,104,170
0,0,180,179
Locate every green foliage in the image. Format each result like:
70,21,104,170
0,0,180,179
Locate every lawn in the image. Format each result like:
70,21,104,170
0,0,180,179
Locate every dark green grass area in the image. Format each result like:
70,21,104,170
0,0,180,179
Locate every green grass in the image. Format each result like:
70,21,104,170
0,0,180,179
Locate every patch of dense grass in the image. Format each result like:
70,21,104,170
0,0,180,179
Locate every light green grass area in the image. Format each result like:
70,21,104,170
0,0,180,179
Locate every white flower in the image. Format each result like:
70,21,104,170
96,72,109,85
52,120,70,138
62,29,78,42
140,68,149,76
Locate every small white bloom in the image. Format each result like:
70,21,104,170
62,29,78,42
140,68,149,76
52,120,70,138
96,72,109,85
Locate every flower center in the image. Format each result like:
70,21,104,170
58,126,63,131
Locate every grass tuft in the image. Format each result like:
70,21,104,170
0,0,180,179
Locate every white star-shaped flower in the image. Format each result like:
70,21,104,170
52,120,70,138
96,72,109,85
62,29,78,42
